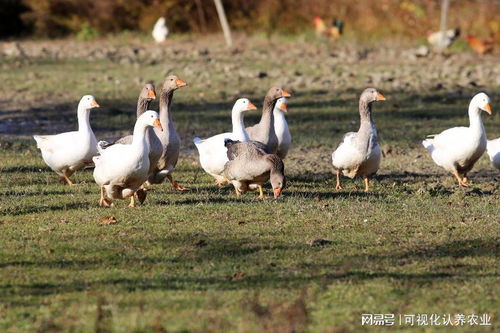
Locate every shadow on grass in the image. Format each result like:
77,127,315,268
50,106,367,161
0,201,92,216
0,166,50,173
2,237,496,298
1,89,484,137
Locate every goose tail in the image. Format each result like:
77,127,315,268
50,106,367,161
422,138,434,153
193,137,203,147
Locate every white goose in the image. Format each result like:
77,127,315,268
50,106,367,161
422,92,493,186
274,97,291,159
33,95,99,185
193,98,257,185
93,111,163,207
486,138,500,170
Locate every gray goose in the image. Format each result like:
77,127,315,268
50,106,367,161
106,83,157,146
331,88,386,192
223,139,285,199
246,87,291,153
147,75,188,190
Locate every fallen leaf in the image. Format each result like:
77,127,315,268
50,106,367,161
232,272,245,280
100,216,117,225
237,221,246,225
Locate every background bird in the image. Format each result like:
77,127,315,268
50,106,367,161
427,28,460,52
313,16,343,39
152,17,169,43
466,35,494,55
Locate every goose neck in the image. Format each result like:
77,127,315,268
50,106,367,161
231,109,249,141
137,97,152,118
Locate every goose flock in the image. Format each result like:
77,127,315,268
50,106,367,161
33,75,497,207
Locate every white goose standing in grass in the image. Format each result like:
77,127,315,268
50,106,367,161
33,95,100,185
486,138,500,170
93,111,163,207
193,98,257,185
422,92,493,186
274,97,291,159
332,88,386,192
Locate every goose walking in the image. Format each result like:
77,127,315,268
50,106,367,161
223,139,285,199
33,95,100,185
331,88,386,192
93,111,163,207
422,92,492,186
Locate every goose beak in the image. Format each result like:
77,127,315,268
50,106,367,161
148,89,156,99
175,78,188,88
273,188,282,199
281,89,291,98
91,100,100,108
280,103,288,112
154,119,163,131
484,103,492,115
247,102,257,111
375,92,386,101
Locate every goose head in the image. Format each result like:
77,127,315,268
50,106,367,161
360,88,386,104
232,98,257,114
163,75,188,92
471,92,492,115
79,95,100,110
265,87,292,104
139,110,163,131
269,156,286,198
275,97,288,113
141,83,156,101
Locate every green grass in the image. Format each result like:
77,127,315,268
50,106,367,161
1,36,499,332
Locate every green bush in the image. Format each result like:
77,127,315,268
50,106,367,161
76,22,99,41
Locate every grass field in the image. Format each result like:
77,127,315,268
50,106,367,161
1,35,499,332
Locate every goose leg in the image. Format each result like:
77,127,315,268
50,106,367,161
462,174,471,186
364,177,370,193
136,186,147,204
234,187,242,198
62,172,74,186
452,170,469,187
257,185,265,199
335,170,343,190
99,186,113,207
128,194,136,208
215,180,224,187
167,174,189,191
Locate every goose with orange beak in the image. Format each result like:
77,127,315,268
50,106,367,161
423,92,493,186
146,75,189,190
246,87,292,154
93,111,163,207
34,95,100,185
331,88,386,192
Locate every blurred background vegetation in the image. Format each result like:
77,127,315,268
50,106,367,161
0,0,498,39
